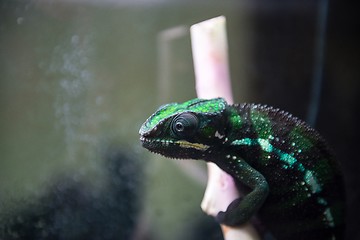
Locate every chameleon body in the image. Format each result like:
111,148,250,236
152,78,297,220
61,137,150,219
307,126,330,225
139,98,345,240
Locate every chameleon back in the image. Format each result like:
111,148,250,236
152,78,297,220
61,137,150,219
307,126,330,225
223,103,345,239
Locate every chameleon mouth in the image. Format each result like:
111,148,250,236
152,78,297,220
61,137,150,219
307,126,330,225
140,136,209,151
140,136,181,159
140,136,173,147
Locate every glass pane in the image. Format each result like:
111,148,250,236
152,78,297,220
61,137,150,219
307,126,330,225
2,1,355,240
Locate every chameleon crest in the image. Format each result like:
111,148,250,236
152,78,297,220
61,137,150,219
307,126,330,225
139,98,345,240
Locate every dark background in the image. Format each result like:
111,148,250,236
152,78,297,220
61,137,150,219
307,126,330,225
250,1,359,239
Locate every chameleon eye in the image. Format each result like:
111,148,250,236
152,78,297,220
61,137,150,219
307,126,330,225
171,112,199,137
175,122,185,132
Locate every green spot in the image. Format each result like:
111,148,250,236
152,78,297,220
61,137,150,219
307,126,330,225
186,98,226,114
324,208,335,227
232,138,254,146
258,139,273,152
229,109,243,130
202,126,215,137
304,170,322,194
250,109,272,139
289,126,314,152
279,152,299,169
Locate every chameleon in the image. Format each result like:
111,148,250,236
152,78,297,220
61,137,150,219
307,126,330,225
139,98,345,240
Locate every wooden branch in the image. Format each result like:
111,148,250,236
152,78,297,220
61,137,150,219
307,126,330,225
190,16,260,240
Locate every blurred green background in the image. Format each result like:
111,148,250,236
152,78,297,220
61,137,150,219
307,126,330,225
0,1,358,240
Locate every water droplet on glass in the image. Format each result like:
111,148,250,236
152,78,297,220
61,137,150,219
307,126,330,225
17,17,24,25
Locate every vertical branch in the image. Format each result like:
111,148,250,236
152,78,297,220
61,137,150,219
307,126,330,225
190,16,260,240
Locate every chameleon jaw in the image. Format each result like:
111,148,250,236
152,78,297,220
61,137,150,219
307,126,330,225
140,136,209,152
140,136,173,147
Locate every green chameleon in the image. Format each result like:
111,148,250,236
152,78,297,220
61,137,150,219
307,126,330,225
139,98,345,240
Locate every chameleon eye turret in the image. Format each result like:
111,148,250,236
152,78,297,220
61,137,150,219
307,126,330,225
171,112,199,138
140,98,345,240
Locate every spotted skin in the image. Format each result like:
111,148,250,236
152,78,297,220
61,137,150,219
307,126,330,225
139,98,345,240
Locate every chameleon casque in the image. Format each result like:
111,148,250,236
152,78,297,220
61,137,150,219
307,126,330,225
139,98,345,240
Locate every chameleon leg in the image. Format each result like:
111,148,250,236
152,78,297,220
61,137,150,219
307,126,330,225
215,159,269,226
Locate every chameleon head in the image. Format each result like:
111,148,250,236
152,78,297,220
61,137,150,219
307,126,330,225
139,98,228,160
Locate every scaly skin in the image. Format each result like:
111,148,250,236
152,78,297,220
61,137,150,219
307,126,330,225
139,98,345,240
